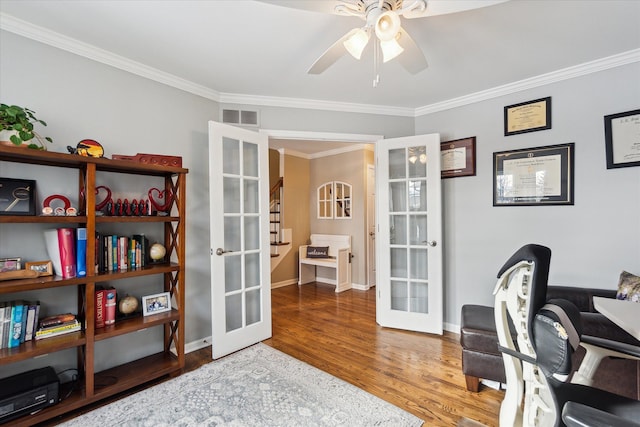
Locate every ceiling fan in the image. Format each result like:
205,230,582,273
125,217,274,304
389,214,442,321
259,0,507,80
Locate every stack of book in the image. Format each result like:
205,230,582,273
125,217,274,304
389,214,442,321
35,313,80,340
0,300,41,349
95,233,149,273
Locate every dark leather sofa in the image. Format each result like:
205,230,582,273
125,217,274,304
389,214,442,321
460,285,640,399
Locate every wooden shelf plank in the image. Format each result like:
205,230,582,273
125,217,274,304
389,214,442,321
0,331,85,364
95,309,180,341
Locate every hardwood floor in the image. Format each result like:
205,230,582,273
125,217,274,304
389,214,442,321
43,282,502,426
264,283,502,426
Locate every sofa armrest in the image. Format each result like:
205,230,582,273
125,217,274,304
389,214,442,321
547,286,617,312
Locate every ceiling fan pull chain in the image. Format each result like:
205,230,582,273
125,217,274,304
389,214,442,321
373,37,380,87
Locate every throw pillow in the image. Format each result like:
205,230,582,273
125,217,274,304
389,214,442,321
616,270,640,303
307,246,329,258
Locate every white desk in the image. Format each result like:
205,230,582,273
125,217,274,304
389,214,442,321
593,296,640,341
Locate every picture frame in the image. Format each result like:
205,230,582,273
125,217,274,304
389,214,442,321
142,291,172,316
604,109,640,169
0,178,36,216
493,143,575,206
0,257,22,272
440,137,476,178
25,260,53,276
504,97,552,136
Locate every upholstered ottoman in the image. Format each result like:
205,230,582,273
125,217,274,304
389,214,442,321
460,304,511,392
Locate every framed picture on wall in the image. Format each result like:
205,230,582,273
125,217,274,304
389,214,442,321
440,137,476,178
493,143,575,206
604,109,640,169
504,97,552,136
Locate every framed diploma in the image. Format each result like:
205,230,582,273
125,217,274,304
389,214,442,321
504,97,552,136
604,109,640,169
493,143,574,206
440,137,476,178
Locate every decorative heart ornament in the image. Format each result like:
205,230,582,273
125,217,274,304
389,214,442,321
148,188,173,213
95,186,112,211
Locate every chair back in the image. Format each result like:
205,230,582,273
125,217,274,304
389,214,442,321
493,244,553,426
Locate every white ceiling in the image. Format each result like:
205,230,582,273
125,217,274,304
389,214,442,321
0,0,638,156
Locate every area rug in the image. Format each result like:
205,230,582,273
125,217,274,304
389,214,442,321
60,343,423,426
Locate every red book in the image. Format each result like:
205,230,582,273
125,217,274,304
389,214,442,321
57,228,77,279
105,288,116,325
95,288,106,328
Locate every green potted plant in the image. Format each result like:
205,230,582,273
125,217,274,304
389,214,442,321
0,103,53,150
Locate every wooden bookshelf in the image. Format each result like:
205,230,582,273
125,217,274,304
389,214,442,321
0,146,188,425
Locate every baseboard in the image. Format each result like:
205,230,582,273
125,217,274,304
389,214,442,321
444,322,460,334
184,336,212,354
271,278,297,289
350,283,370,291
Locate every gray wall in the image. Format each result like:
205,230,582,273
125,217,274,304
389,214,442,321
0,31,217,374
415,63,640,328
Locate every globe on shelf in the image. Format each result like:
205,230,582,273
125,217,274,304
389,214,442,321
150,243,166,262
118,295,139,315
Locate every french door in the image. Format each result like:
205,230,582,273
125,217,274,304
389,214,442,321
208,121,272,359
376,134,443,334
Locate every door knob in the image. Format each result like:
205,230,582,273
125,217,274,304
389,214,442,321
215,248,232,256
426,240,437,247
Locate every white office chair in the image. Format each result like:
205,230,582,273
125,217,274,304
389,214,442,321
493,244,640,427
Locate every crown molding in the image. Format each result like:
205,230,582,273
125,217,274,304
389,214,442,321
415,49,640,117
219,92,414,117
0,13,221,102
2,13,638,119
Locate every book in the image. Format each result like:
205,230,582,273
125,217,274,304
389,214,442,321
37,319,80,334
19,301,28,343
58,227,77,279
0,302,5,349
76,227,87,277
44,229,63,277
8,302,24,348
24,301,39,341
96,233,105,273
105,287,117,325
1,302,11,349
39,313,76,329
95,288,106,328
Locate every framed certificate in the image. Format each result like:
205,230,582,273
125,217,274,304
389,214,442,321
440,137,476,178
604,109,640,169
493,143,574,206
504,97,552,136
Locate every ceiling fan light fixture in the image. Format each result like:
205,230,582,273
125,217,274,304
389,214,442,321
380,37,404,62
343,28,370,60
375,10,401,42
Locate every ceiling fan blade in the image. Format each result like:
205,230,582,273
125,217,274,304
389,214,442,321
396,27,428,74
307,28,360,74
403,0,509,18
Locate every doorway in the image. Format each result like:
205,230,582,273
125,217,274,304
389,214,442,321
264,129,381,291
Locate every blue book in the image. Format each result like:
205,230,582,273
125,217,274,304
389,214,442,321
8,302,24,348
76,227,87,277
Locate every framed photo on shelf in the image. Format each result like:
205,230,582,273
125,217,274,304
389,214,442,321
440,137,476,178
493,143,575,206
504,97,552,136
0,178,36,216
142,291,172,316
25,260,53,276
0,257,22,272
604,109,640,169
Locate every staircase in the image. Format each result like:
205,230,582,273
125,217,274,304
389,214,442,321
270,178,291,271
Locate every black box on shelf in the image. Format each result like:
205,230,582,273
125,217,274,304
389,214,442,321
0,178,36,216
